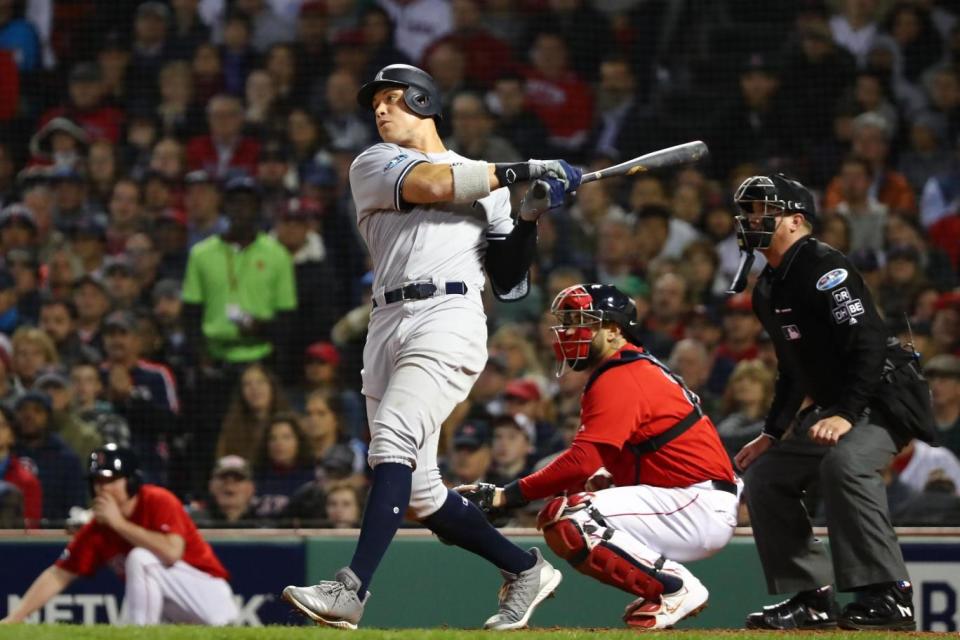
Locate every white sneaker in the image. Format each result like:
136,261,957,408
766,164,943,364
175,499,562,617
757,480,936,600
623,573,709,629
483,548,563,630
282,567,367,630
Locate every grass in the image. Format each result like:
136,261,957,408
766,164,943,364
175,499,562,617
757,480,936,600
0,627,936,640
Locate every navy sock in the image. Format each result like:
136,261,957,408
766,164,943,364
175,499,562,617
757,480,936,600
422,490,536,574
348,462,412,594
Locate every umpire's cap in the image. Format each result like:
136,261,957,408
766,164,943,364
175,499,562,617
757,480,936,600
89,443,143,493
357,64,443,119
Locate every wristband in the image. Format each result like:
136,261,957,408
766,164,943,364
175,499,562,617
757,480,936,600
494,162,532,186
503,481,528,508
451,161,492,203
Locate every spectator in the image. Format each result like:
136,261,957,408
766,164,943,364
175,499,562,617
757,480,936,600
378,0,452,63
38,62,124,144
324,482,363,528
712,292,763,390
927,354,960,457
183,170,227,248
192,41,225,104
895,439,960,494
440,0,513,89
168,0,210,61
128,1,173,108
102,256,141,312
71,275,109,357
885,212,956,291
486,413,534,486
12,390,85,523
67,216,107,275
295,0,333,89
0,404,42,528
316,68,375,153
445,420,491,486
297,342,364,437
898,112,953,194
11,326,58,391
253,413,316,519
358,6,409,83
100,310,179,484
488,323,545,383
714,359,774,458
444,91,521,162
667,339,722,420
35,370,101,464
488,73,552,160
831,155,889,253
69,361,114,425
523,31,593,153
185,94,261,177
931,291,960,357
216,362,289,463
829,0,879,66
641,272,691,358
0,0,40,72
236,0,295,53
190,455,258,526
39,299,89,369
879,244,929,319
893,469,960,525
823,112,917,216
264,42,305,110
28,117,88,171
0,203,39,256
301,388,364,486
884,3,942,83
86,141,118,210
157,60,204,140
0,268,20,334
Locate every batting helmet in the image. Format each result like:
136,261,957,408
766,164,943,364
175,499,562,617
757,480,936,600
733,173,816,250
89,443,143,496
356,64,443,119
550,284,643,374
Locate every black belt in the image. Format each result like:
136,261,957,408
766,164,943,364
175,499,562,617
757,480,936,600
711,480,738,496
374,281,467,307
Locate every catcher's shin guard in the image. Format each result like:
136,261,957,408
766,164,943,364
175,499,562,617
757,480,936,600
538,495,678,601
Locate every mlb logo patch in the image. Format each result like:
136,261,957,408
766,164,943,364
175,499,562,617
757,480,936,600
781,324,802,340
816,268,848,291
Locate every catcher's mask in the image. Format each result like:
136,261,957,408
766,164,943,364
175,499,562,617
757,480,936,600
732,173,816,251
550,283,642,376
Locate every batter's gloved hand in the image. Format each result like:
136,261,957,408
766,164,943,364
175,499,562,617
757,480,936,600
519,178,565,221
454,482,503,512
529,159,583,193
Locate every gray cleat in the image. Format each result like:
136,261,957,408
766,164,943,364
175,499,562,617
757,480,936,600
484,548,563,630
282,567,368,630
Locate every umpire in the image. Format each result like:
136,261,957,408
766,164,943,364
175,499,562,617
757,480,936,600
730,174,935,632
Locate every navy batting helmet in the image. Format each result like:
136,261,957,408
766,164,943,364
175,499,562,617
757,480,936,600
356,64,443,119
89,443,142,496
550,284,643,374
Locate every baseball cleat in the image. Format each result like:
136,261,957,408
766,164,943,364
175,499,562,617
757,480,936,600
282,567,368,630
483,548,563,630
838,581,915,631
623,574,709,629
745,586,838,630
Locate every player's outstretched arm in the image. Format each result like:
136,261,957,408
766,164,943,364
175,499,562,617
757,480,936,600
0,566,77,623
401,160,581,205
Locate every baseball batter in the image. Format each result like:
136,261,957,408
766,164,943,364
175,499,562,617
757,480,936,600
283,64,581,630
0,444,237,626
460,284,741,629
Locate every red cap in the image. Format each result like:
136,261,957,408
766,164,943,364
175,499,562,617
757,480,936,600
158,208,188,228
300,0,326,16
305,341,340,366
935,291,960,311
504,379,541,403
725,292,753,313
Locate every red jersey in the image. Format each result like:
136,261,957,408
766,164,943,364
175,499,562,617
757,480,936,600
55,485,228,580
576,346,734,487
2,455,42,528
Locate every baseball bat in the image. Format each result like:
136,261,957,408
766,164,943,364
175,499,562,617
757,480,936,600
532,140,709,199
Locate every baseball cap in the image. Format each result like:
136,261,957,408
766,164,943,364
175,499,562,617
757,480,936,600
278,197,321,221
212,455,252,480
224,175,262,197
34,370,69,390
725,292,753,313
69,216,107,240
103,310,136,332
69,62,102,84
453,421,490,450
305,341,340,366
103,255,134,277
503,379,541,403
925,354,960,378
0,203,37,230
493,413,536,444
152,278,181,301
185,170,218,187
742,52,776,75
887,244,920,263
74,273,109,294
157,209,188,228
15,390,52,416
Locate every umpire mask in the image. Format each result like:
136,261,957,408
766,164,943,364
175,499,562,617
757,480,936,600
733,174,816,251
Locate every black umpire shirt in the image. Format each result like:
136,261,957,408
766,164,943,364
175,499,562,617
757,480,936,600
752,236,888,438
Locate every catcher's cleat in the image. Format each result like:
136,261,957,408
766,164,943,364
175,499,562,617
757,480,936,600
282,567,368,630
838,581,916,631
745,586,839,630
483,548,563,630
623,573,709,629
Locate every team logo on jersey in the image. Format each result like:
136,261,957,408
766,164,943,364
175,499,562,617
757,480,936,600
781,324,802,340
383,154,408,172
816,268,848,291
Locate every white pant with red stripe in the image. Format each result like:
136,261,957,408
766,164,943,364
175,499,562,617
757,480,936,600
122,548,238,625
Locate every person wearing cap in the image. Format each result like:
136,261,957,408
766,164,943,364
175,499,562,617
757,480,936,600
68,215,108,274
185,94,261,177
0,203,38,254
190,455,259,527
732,174,933,630
101,309,179,484
71,274,110,356
3,444,237,626
37,63,124,145
184,170,228,248
926,354,960,457
710,292,763,391
36,370,102,465
299,341,365,439
486,414,534,487
102,255,141,311
0,403,42,528
446,421,492,486
128,1,173,107
11,390,86,523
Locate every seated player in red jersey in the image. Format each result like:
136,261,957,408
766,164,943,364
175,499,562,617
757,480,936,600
0,444,237,626
459,284,741,629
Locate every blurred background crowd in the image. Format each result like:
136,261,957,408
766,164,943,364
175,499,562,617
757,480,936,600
0,0,959,530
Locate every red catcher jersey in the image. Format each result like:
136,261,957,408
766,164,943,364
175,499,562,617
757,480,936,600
574,345,735,488
55,485,229,580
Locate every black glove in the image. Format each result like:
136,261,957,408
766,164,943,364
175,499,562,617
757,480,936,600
455,482,499,512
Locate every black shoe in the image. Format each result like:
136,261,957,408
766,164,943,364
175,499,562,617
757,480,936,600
839,581,916,631
745,586,839,630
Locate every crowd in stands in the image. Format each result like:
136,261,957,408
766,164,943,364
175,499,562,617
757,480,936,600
0,0,959,529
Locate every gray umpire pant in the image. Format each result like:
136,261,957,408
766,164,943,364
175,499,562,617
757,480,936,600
744,415,910,594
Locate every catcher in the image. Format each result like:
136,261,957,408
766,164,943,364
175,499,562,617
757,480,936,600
458,284,740,629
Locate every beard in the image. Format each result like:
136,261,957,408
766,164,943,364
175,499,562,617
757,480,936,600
568,337,605,371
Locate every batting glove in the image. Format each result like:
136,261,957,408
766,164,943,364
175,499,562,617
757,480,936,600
520,178,565,221
529,159,583,193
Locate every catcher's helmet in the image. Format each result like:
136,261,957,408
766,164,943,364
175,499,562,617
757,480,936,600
356,64,443,119
89,443,142,496
550,284,643,374
733,173,816,250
